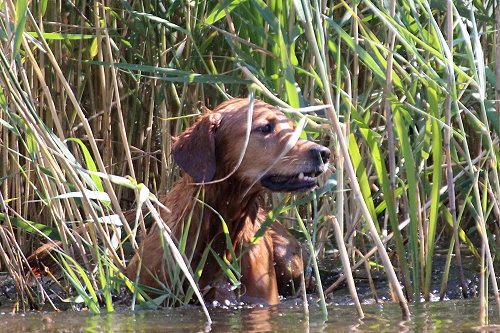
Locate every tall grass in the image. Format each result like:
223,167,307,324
0,0,499,323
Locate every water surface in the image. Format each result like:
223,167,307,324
0,298,497,332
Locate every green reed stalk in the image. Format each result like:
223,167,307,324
295,208,327,318
297,0,410,318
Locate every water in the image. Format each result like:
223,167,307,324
0,298,497,332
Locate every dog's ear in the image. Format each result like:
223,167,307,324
172,113,221,183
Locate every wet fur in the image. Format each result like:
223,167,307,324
126,98,330,305
28,98,330,306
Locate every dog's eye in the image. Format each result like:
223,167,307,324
257,123,273,134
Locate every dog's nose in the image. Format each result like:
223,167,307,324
310,145,330,164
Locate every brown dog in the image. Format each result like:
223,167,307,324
126,98,330,305
27,98,330,305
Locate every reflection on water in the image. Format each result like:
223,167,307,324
0,298,498,332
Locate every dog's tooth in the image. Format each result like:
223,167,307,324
298,172,304,180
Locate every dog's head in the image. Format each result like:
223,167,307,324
172,98,330,192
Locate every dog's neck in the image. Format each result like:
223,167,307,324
198,175,262,222
163,175,265,236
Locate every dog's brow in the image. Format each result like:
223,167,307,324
274,116,293,129
265,113,277,121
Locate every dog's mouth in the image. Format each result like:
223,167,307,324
261,168,325,192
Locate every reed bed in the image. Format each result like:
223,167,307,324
0,0,499,324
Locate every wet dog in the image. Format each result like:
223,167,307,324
126,98,330,304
